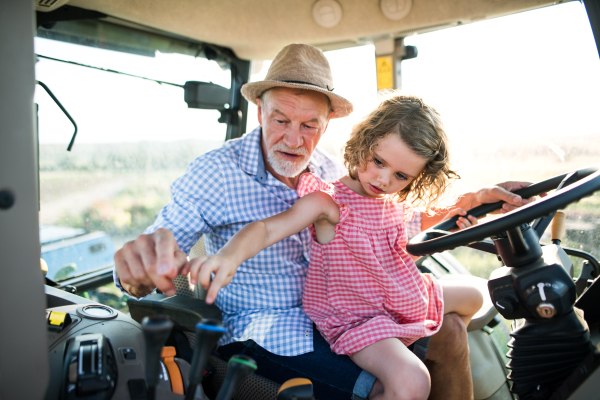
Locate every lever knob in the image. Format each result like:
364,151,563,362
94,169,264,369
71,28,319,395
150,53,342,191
277,378,315,400
551,210,567,243
215,355,257,400
185,319,226,400
142,315,174,400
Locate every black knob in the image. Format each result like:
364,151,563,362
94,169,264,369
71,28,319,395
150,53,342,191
142,315,174,400
496,297,518,315
0,189,14,210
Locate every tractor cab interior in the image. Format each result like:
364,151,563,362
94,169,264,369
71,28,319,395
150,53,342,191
2,1,600,400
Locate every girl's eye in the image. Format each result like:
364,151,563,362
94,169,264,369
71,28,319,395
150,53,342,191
373,158,383,166
395,172,407,180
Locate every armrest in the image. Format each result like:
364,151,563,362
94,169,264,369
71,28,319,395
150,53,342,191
128,293,222,332
437,274,498,332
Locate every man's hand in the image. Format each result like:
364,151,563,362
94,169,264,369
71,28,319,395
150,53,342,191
114,228,188,298
422,181,544,231
469,181,545,214
185,254,240,305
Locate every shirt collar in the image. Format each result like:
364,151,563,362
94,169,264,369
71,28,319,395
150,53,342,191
238,126,324,182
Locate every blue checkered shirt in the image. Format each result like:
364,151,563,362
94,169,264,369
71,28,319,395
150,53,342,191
115,126,422,356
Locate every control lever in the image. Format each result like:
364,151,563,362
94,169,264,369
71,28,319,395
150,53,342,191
277,378,315,400
214,355,257,400
185,319,226,400
551,210,566,245
142,315,174,400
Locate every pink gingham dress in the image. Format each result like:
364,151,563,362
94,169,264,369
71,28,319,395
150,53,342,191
298,173,444,356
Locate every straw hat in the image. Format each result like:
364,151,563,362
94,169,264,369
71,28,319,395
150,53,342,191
241,44,354,118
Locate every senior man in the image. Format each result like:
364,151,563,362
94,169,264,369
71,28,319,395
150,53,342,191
115,43,532,400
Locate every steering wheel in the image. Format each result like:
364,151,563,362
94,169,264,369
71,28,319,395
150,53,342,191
406,165,600,257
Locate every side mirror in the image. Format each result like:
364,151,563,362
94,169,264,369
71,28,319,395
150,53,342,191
184,81,230,110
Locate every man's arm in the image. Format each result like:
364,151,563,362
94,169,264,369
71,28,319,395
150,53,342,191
421,181,538,231
113,155,227,298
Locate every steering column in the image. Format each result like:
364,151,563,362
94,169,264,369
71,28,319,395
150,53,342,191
407,165,600,400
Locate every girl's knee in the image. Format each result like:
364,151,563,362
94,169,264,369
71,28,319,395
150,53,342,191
409,365,431,400
387,362,430,400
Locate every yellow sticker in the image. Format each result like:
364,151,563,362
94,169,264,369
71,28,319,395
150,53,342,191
376,56,394,91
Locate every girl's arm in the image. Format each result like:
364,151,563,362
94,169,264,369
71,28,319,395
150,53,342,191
186,191,339,304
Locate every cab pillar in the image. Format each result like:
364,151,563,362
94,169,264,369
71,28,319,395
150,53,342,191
374,38,417,91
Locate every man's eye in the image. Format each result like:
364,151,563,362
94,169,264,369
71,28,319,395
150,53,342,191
373,158,383,166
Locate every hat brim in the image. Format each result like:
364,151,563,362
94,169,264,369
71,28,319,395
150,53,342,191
241,80,353,119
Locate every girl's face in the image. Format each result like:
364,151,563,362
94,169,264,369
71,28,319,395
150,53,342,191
356,134,428,198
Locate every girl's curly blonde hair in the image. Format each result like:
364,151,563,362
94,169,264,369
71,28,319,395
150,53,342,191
343,94,459,212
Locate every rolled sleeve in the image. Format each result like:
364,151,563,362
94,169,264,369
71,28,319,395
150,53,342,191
112,268,155,299
405,211,422,239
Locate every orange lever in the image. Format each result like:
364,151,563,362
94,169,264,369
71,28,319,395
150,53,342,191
161,346,184,395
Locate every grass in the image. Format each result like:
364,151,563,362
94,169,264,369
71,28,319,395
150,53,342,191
448,247,503,279
55,174,175,237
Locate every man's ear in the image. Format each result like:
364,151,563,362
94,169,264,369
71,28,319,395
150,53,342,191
256,98,263,125
321,110,334,134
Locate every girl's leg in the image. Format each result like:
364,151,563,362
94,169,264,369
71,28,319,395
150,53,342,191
439,279,484,327
351,338,430,400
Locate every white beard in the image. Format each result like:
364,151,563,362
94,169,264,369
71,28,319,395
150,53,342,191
267,143,310,177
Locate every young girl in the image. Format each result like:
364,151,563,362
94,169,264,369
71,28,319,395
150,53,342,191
190,95,483,400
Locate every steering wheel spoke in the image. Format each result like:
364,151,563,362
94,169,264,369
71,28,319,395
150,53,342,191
466,239,497,254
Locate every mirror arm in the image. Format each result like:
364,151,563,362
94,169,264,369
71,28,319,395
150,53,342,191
36,80,78,151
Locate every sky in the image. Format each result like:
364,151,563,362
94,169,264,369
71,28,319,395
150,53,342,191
34,1,600,157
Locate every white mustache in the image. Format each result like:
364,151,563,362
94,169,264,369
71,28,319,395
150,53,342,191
271,143,309,157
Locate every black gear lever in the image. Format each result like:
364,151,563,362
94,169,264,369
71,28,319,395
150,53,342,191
141,315,174,400
215,354,257,400
185,319,226,400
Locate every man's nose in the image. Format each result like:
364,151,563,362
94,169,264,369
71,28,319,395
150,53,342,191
283,125,304,149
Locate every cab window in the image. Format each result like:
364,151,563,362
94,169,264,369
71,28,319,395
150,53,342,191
35,36,230,310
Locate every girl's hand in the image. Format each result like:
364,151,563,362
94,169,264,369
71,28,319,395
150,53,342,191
182,254,240,304
444,208,478,231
